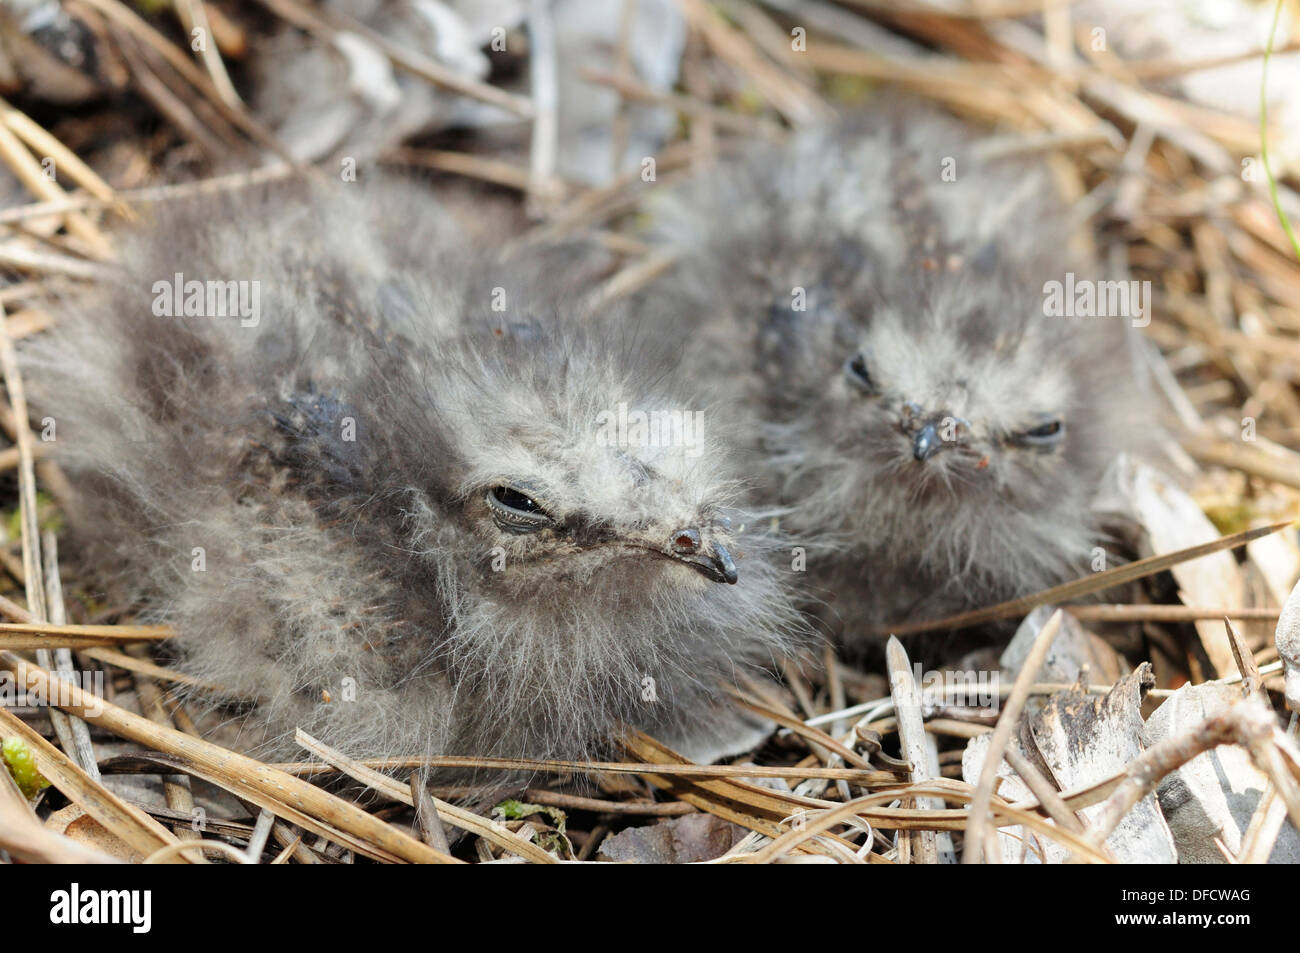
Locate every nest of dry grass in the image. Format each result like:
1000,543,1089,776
2,0,1300,865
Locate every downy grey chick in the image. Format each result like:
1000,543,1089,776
645,106,1147,645
23,178,803,781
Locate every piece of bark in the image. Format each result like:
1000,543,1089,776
596,812,746,864
1027,665,1178,863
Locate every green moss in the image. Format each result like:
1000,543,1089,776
493,798,572,856
1202,502,1256,537
2,492,64,541
822,75,878,106
732,86,768,116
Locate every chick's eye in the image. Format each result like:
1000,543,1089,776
1014,417,1065,451
491,487,541,513
486,486,552,532
845,352,878,394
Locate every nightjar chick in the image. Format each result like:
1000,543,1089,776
645,106,1149,645
23,179,804,779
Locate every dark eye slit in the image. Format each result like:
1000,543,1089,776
1024,420,1061,438
845,353,877,393
491,487,543,513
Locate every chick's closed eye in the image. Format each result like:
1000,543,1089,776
845,352,878,394
1010,417,1065,451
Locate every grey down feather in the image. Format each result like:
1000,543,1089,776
23,178,805,781
642,104,1150,645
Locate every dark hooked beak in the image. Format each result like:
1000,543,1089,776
669,528,739,584
912,421,942,462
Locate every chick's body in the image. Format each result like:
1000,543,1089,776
647,107,1148,643
26,180,801,775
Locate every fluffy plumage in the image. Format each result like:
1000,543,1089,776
24,178,803,781
644,106,1149,643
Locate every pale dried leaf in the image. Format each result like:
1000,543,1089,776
1027,667,1177,863
1277,578,1300,711
1143,680,1300,863
1112,458,1242,676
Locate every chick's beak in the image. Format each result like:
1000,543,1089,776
912,421,941,462
669,527,739,584
905,406,970,463
694,542,739,585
